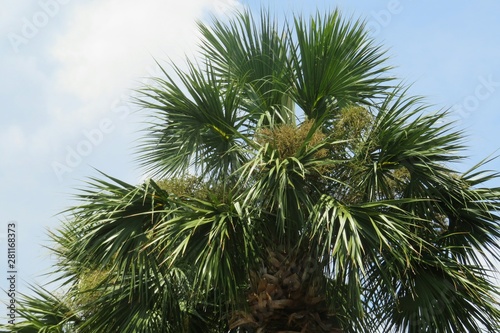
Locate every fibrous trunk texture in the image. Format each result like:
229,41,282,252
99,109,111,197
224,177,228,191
230,249,342,333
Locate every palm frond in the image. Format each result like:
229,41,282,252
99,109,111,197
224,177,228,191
290,9,394,118
198,9,293,122
135,61,249,181
0,285,81,333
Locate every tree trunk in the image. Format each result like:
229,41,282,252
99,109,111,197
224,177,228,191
230,249,343,333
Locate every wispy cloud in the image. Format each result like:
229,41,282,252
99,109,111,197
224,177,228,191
1,0,243,178
51,0,242,102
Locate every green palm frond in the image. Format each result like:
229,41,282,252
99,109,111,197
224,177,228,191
436,162,500,266
198,9,292,121
290,9,394,118
46,174,234,332
344,89,464,201
136,61,250,181
150,193,258,308
374,256,500,333
0,285,81,333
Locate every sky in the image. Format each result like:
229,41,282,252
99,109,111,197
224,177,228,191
1,0,499,317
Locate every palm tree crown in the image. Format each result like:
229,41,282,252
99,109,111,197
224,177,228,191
5,8,500,333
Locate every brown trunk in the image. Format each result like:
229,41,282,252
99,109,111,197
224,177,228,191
230,249,342,333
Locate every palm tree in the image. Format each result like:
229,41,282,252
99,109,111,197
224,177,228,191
4,8,500,333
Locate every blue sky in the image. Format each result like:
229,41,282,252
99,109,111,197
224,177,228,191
1,0,499,310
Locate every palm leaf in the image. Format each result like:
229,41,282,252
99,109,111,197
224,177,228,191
289,10,394,119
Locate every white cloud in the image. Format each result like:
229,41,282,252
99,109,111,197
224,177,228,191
1,0,244,179
2,125,26,151
2,0,242,170
50,0,243,103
